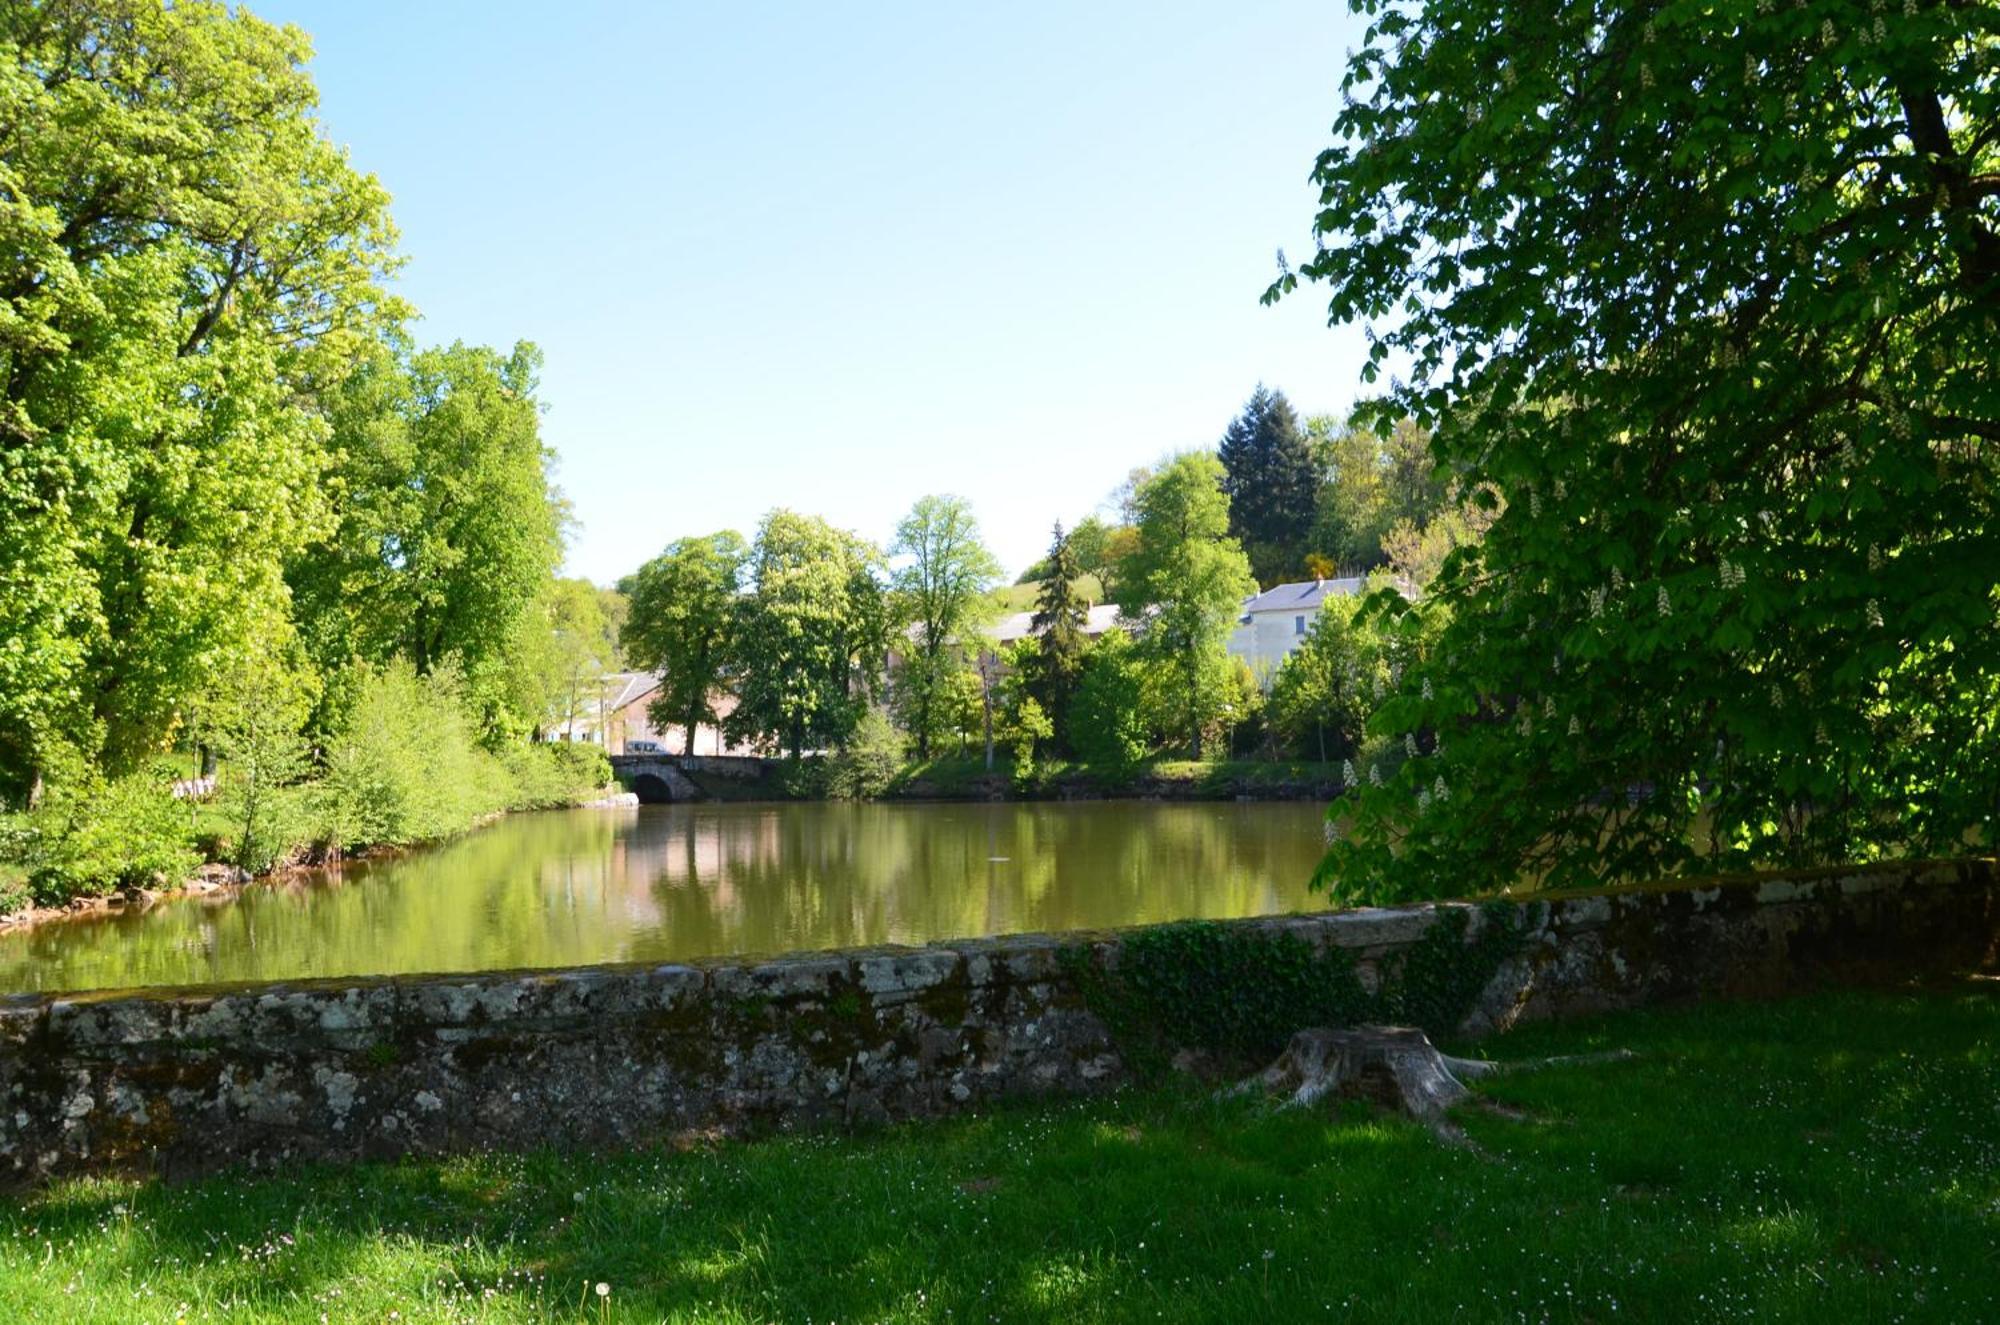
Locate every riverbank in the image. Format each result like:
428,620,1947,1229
0,782,630,936
2,987,1991,1322
681,756,1345,803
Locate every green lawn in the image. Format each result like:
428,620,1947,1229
3,986,1995,1322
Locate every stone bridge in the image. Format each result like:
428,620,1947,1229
608,754,771,803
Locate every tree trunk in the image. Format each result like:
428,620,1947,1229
1233,1026,1633,1147
979,657,996,772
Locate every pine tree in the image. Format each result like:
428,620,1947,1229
1028,523,1089,753
1217,384,1318,584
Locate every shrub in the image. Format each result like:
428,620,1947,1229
320,661,512,849
826,707,904,800
19,761,200,903
500,741,611,809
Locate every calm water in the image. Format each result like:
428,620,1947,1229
0,802,1328,994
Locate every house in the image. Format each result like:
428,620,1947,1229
1226,577,1368,685
545,670,752,755
988,602,1126,649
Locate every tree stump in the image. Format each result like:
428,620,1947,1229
1232,1025,1631,1146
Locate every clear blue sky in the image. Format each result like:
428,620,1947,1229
256,1,1371,583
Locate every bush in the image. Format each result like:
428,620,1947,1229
320,661,513,849
17,761,200,903
826,708,904,800
500,742,611,809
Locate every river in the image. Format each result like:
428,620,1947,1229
0,801,1329,994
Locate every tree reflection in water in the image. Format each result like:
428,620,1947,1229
0,802,1326,994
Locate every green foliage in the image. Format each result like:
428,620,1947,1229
1118,453,1258,760
1070,630,1151,772
14,758,200,903
1272,0,2000,896
1382,904,1539,1037
890,495,1002,759
1305,413,1448,573
1066,513,1135,602
524,577,623,741
1266,596,1385,763
1218,384,1318,584
319,661,511,850
198,647,316,873
728,510,888,759
291,340,566,740
1025,524,1090,751
620,531,748,751
826,708,906,801
0,0,403,798
1064,923,1368,1070
1065,904,1534,1071
1002,695,1052,791
499,742,612,811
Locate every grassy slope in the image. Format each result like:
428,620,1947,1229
3,987,1995,1322
987,574,1108,615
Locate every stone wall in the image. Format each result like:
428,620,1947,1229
2,858,1993,1184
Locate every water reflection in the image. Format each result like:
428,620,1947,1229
0,802,1327,994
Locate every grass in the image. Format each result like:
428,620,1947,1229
988,575,1107,615
2,986,1994,1322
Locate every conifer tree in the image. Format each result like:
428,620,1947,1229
1028,524,1090,752
1218,385,1318,584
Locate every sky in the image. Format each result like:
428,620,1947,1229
255,1,1373,583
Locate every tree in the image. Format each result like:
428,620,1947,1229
889,495,1001,758
1118,454,1258,760
1071,630,1150,771
290,340,566,739
620,532,748,755
1218,385,1318,584
200,646,315,873
1266,599,1384,763
1027,524,1091,751
1307,413,1448,572
728,511,887,759
0,0,401,798
1268,0,2000,897
1072,513,1138,602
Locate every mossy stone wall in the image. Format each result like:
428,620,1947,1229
1,858,1992,1185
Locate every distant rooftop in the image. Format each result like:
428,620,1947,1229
992,602,1126,643
1241,578,1367,615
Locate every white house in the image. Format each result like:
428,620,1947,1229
1226,577,1368,685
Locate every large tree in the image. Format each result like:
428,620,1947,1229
1027,523,1091,751
1218,385,1319,584
728,511,887,759
889,495,1001,758
1270,0,2000,897
290,340,566,738
0,0,400,799
620,532,748,755
1118,454,1258,759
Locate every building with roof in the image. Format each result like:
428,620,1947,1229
545,670,751,755
988,602,1127,648
1226,577,1368,685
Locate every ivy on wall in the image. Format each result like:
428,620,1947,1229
1063,903,1536,1073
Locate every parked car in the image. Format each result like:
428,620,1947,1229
625,739,667,755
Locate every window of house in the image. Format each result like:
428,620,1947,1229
1294,615,1307,635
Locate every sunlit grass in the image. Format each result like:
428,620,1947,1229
1,986,1994,1322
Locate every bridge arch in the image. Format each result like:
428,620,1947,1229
629,772,677,804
